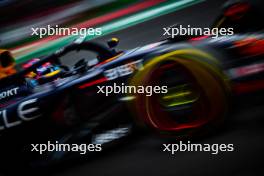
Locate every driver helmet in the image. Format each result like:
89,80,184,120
23,58,61,79
23,58,62,87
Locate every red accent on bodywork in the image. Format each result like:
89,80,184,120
224,3,250,20
78,77,107,89
235,38,264,56
0,100,17,108
233,80,264,94
190,35,209,41
233,63,264,77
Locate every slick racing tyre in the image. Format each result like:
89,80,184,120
130,49,230,136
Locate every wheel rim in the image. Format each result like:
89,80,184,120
132,58,228,133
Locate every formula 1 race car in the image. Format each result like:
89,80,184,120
1,33,264,173
0,0,263,174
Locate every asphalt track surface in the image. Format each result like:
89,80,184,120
34,0,264,175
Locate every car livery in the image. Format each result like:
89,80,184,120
0,0,264,172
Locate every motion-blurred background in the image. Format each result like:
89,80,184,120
1,0,264,175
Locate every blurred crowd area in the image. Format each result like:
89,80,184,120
0,0,77,24
0,0,139,48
